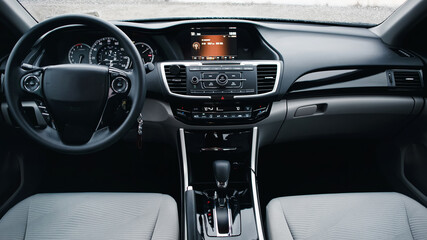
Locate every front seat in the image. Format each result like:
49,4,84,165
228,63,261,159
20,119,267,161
266,192,427,240
0,192,179,240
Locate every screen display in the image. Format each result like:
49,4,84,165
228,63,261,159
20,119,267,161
191,27,237,60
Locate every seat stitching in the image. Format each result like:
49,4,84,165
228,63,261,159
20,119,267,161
279,200,295,240
149,195,163,240
402,197,415,240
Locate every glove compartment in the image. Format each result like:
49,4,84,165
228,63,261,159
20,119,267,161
275,96,423,142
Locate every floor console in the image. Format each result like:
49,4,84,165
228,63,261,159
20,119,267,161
180,128,264,240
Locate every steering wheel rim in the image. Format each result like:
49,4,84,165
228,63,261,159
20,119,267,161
4,14,146,154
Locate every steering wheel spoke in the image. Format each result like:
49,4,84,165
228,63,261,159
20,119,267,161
35,126,62,142
91,126,114,142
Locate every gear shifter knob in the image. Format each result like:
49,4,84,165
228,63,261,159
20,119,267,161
213,160,231,189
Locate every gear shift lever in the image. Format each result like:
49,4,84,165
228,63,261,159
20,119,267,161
213,160,231,235
213,160,231,189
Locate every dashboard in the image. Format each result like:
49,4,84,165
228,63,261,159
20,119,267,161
36,24,277,69
1,10,427,240
1,19,425,139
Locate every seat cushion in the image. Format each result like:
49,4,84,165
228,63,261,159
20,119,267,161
0,192,179,240
266,192,427,240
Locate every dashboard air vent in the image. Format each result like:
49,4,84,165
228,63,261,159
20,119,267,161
164,65,187,95
257,64,277,94
393,70,422,88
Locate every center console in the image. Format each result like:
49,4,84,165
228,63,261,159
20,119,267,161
180,128,264,240
169,25,279,240
161,61,280,98
161,60,281,125
160,25,282,126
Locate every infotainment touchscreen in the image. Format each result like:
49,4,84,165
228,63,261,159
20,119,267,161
191,27,237,60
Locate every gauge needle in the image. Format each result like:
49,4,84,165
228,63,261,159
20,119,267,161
141,48,149,54
79,55,84,63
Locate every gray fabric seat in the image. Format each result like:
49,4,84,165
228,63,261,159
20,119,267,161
266,192,427,240
0,192,179,240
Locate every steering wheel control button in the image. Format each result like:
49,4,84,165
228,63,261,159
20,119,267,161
111,77,129,93
216,73,228,86
22,75,41,92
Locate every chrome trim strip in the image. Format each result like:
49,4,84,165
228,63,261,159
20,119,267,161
160,60,282,99
251,127,258,173
251,127,265,240
200,78,246,82
179,128,189,240
200,147,237,152
180,128,189,189
227,200,233,236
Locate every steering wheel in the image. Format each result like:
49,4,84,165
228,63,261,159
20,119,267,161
4,14,146,154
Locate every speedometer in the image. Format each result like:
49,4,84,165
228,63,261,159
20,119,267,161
89,37,131,69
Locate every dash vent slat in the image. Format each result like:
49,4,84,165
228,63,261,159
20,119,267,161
257,64,277,94
393,70,422,88
164,65,187,95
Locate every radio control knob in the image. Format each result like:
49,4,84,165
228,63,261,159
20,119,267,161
216,73,228,86
191,76,199,84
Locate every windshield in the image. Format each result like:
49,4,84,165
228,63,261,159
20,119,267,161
19,0,407,25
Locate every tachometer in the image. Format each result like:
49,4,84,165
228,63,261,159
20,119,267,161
68,43,90,64
135,42,154,63
89,37,131,69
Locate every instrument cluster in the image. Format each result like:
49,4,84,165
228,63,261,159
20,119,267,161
67,37,155,69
